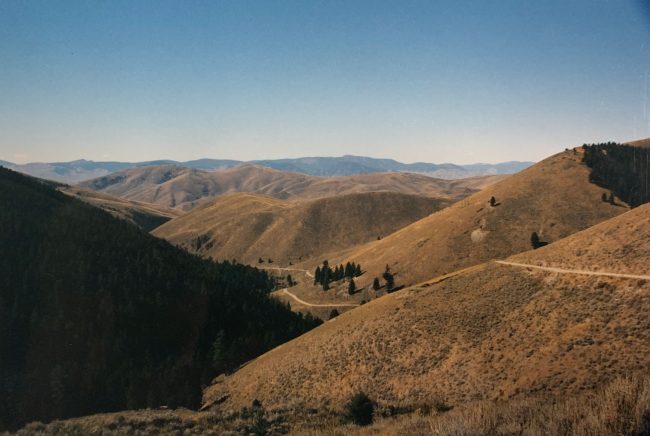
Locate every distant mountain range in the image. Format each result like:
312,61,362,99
0,156,533,183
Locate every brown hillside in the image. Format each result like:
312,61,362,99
627,137,650,148
322,148,626,289
153,191,451,265
203,201,650,416
80,164,504,211
60,186,182,231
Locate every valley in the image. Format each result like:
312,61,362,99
4,140,650,435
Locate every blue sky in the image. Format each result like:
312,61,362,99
1,0,649,164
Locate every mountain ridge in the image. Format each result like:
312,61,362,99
1,155,533,183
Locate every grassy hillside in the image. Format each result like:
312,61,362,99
60,186,182,232
203,200,650,419
0,167,320,430
80,163,505,211
153,191,452,265
14,373,650,435
321,148,626,289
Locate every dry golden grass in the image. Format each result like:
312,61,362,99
627,137,650,148
15,373,650,435
300,374,650,435
510,201,650,275
203,200,650,421
153,191,450,266
80,163,505,211
320,148,627,290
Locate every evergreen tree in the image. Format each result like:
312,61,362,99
602,192,608,202
382,265,395,290
286,274,293,287
329,309,339,320
372,277,380,291
531,232,541,249
489,196,496,207
609,192,615,205
355,264,362,277
345,262,353,278
348,279,356,295
314,266,322,285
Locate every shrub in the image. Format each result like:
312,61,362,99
344,392,374,426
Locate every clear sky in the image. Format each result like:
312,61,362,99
1,0,649,164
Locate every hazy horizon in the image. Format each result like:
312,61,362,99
1,1,649,165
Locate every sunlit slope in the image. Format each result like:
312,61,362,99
326,148,625,288
203,201,650,414
153,191,451,265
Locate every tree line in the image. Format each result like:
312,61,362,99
582,142,650,208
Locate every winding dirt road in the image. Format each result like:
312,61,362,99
277,288,360,308
259,266,314,278
495,260,650,280
264,266,359,307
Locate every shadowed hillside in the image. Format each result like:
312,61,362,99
203,200,650,419
321,148,627,289
60,187,182,232
153,191,452,265
80,164,505,211
0,167,320,430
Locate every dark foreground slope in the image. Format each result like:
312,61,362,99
0,168,319,430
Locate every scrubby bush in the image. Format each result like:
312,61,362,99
344,392,374,426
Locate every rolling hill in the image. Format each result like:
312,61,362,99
1,156,532,183
60,186,182,232
202,199,650,419
318,147,628,290
152,191,452,265
80,164,505,211
0,167,319,430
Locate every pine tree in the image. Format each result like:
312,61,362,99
372,277,380,291
489,196,496,207
314,266,322,285
286,274,293,287
322,267,330,289
329,309,339,319
345,262,353,278
602,192,608,202
531,232,541,249
348,279,356,295
355,264,362,277
609,192,615,205
382,269,394,290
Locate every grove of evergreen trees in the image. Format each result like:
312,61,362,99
0,167,321,430
582,142,650,208
314,260,362,291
